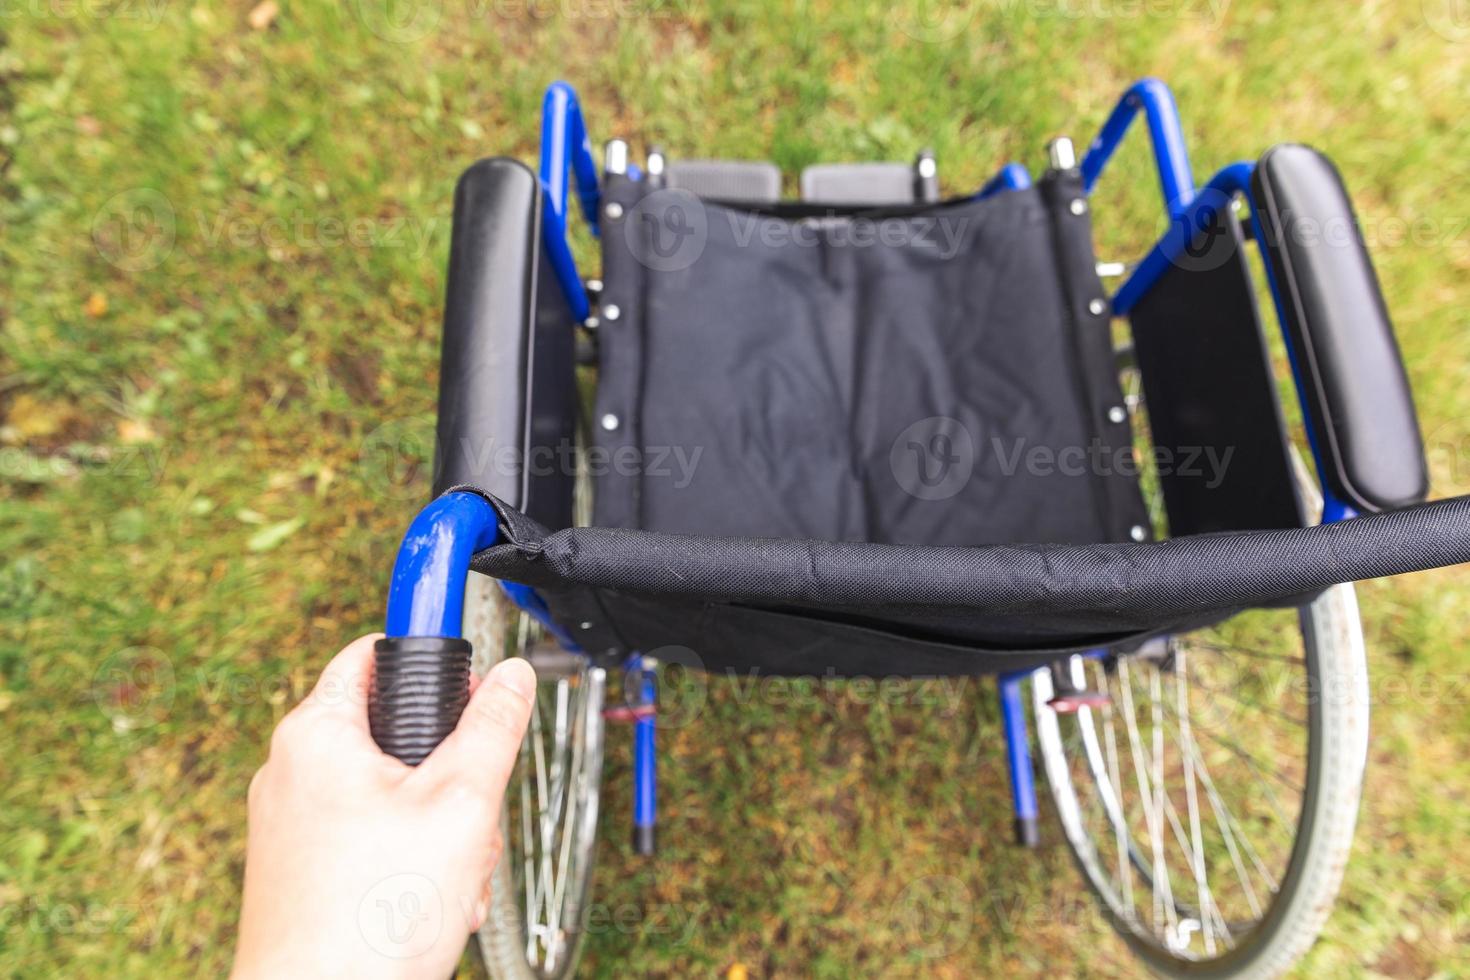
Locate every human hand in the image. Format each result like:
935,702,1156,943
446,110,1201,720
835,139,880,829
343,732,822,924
232,633,536,979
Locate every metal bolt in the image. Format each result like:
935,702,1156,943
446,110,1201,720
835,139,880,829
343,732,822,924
586,278,604,293
580,620,594,630
1048,136,1077,171
604,202,624,221
1129,524,1148,542
602,304,621,321
1088,298,1107,316
917,154,937,179
1107,405,1127,424
1069,198,1088,216
600,413,620,432
582,315,600,330
604,139,628,176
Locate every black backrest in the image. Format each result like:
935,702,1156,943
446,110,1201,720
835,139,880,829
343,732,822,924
592,171,1152,547
1128,208,1306,535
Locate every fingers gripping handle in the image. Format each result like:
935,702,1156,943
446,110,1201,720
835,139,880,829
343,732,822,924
369,636,473,765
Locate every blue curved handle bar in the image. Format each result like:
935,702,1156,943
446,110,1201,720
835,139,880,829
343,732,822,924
384,492,499,638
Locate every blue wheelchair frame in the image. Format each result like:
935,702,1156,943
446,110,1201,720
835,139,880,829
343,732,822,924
383,77,1356,851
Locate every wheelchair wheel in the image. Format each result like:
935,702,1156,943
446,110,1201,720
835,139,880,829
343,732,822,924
1033,581,1368,978
466,572,606,980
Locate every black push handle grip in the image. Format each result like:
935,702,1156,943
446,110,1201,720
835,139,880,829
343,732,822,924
369,636,473,766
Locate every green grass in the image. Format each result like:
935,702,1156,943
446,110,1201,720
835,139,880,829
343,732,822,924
2,0,1468,975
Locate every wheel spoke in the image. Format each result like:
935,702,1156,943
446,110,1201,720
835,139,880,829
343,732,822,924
1056,620,1314,958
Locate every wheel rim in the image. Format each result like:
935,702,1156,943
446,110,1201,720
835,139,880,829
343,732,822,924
1034,590,1367,974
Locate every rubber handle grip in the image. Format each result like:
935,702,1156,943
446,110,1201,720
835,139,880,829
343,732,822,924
369,636,472,766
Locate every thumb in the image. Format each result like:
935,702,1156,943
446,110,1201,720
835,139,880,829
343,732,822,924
419,657,536,793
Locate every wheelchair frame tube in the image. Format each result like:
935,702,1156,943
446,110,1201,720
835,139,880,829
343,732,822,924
978,162,1032,199
1081,77,1196,215
632,655,658,855
385,491,500,639
540,81,601,322
999,670,1039,847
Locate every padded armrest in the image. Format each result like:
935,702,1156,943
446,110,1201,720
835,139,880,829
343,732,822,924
433,158,577,528
1252,144,1428,512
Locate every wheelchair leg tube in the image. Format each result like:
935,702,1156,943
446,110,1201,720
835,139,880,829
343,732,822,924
632,656,657,856
373,492,499,765
999,671,1040,848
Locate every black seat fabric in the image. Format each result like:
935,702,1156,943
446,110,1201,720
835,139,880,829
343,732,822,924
592,171,1150,548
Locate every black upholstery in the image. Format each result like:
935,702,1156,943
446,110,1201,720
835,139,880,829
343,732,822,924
1252,144,1428,512
432,158,577,530
591,169,1150,548
469,487,1470,675
1128,207,1306,535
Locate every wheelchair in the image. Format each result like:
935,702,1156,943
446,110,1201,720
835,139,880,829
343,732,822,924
367,78,1470,977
